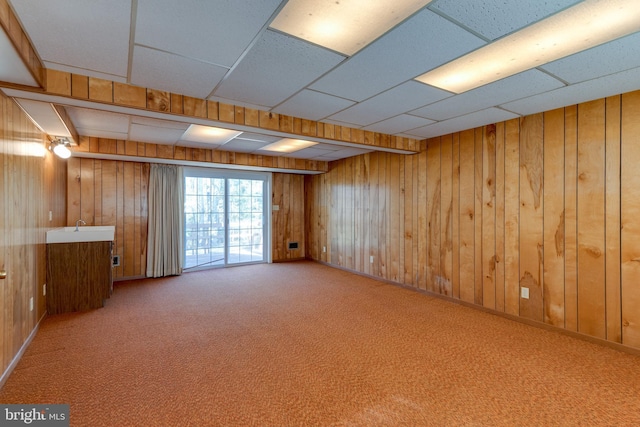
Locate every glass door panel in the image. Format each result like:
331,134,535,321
184,171,267,270
184,176,226,269
227,178,264,264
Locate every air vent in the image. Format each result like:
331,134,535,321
288,242,299,250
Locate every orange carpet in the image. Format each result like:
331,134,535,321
1,261,639,426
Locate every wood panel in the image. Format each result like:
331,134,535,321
504,119,520,316
458,130,475,303
474,128,483,305
605,95,621,343
543,108,565,327
564,105,579,331
482,125,496,309
440,135,453,296
494,122,505,312
519,114,544,322
621,90,640,348
272,173,306,261
403,154,413,285
576,99,606,339
426,139,440,293
451,134,461,299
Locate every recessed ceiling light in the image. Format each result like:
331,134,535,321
416,0,640,94
181,125,242,145
260,138,318,153
270,0,432,56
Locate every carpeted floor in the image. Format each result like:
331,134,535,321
1,261,639,426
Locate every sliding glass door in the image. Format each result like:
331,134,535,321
184,168,269,270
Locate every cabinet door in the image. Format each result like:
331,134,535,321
46,243,79,314
79,241,112,305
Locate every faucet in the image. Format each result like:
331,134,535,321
75,219,86,232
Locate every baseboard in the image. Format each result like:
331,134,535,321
311,259,640,358
0,313,46,390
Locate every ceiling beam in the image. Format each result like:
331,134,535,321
41,69,421,154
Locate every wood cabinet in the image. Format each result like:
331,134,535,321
46,241,113,314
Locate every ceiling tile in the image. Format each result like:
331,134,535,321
75,128,128,140
129,123,185,145
429,0,582,40
10,0,131,79
407,108,518,138
314,147,373,160
221,139,271,153
501,66,640,116
0,31,38,86
130,46,228,98
272,90,355,121
328,81,450,126
135,0,282,67
130,116,189,130
233,132,280,143
66,107,130,133
363,114,435,134
213,30,345,108
309,8,485,102
287,147,338,159
14,99,70,136
540,31,640,84
411,69,564,121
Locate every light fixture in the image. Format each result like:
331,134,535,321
416,0,640,94
49,138,71,159
181,125,243,145
270,0,432,56
259,138,318,153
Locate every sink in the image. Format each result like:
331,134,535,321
46,226,115,244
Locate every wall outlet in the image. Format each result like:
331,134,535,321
322,246,326,253
521,287,530,299
29,297,34,311
272,204,280,211
48,211,53,222
370,255,374,263
43,284,46,296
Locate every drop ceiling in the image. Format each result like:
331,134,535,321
2,0,640,162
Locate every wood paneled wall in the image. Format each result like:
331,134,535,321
306,90,640,351
66,157,149,280
272,173,305,261
0,92,66,378
67,159,305,278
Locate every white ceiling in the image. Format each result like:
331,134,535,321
3,0,640,160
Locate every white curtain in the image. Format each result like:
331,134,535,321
146,164,184,277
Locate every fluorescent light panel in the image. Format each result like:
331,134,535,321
270,0,432,56
260,138,317,153
181,125,242,145
416,0,640,94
